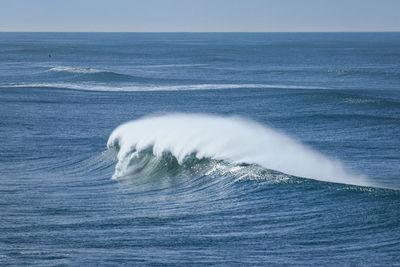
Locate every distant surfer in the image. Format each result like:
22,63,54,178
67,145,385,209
48,54,51,58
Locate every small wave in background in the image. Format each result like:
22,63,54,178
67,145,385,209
46,66,139,82
0,82,325,91
49,66,105,74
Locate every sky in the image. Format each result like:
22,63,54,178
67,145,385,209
0,0,399,32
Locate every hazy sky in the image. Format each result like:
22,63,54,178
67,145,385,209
1,0,399,32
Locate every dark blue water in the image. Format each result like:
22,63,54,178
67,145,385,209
1,33,400,265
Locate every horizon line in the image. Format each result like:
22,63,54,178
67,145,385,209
0,30,399,33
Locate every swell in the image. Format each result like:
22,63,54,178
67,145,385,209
107,113,370,187
327,68,400,78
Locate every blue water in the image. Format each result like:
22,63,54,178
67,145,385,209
1,32,400,265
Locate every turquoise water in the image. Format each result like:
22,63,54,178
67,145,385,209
1,33,400,265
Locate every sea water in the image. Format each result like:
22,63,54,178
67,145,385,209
1,32,400,265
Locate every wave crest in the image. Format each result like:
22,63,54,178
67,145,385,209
107,113,369,186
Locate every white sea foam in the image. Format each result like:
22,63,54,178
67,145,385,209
0,82,325,91
107,113,369,186
49,66,104,74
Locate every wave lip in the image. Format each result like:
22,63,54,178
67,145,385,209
107,113,369,187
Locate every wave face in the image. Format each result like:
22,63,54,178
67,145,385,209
107,113,368,186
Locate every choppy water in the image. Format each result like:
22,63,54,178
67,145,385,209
1,32,400,265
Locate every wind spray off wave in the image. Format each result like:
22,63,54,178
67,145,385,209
107,113,369,186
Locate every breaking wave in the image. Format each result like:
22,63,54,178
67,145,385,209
107,113,370,186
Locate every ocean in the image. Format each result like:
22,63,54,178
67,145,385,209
1,32,399,265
